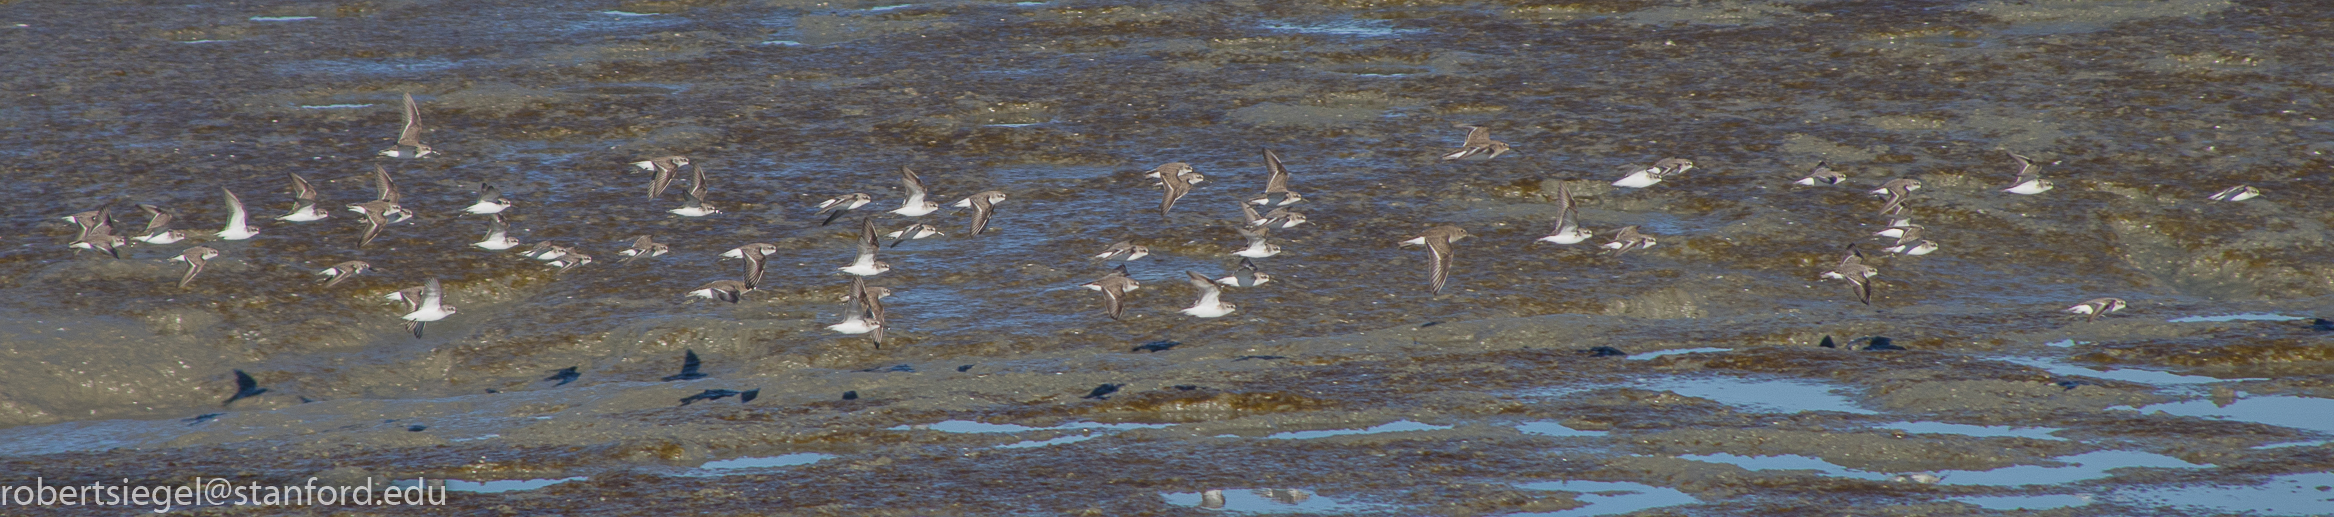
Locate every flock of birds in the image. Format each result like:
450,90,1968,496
50,94,2278,406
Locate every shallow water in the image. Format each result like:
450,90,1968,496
3,0,2331,514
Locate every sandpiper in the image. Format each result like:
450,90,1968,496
2002,152,2053,195
520,241,565,261
2064,297,2126,322
736,244,769,288
64,208,110,242
617,235,669,264
1440,123,1511,161
170,246,220,288
465,183,513,215
1239,203,1305,230
1232,223,1282,258
2207,185,2261,202
1157,162,1202,217
631,156,689,199
1820,247,1879,305
1794,161,1845,186
1872,178,1920,215
1612,158,1694,188
1082,264,1140,320
69,230,126,259
1215,257,1271,287
827,277,885,337
216,188,261,241
687,280,750,304
1250,149,1304,206
1873,216,1921,239
719,242,777,260
350,200,402,247
378,93,435,158
669,164,722,217
890,166,941,217
318,260,373,288
276,172,329,221
1602,225,1656,254
885,223,944,247
548,250,592,274
131,204,187,245
1536,182,1593,244
811,192,872,226
400,278,457,338
1093,240,1150,261
1144,161,1199,183
954,190,1007,235
473,214,521,250
1180,271,1237,317
838,217,891,277
1880,227,1938,255
1400,225,1471,295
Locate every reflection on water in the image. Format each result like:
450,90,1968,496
1510,480,1699,517
1879,421,2063,441
1998,356,2261,386
2111,472,2334,515
414,476,587,494
1161,488,1381,514
699,452,833,470
1956,493,2092,511
2166,313,2307,323
2128,395,2334,434
1261,420,1448,440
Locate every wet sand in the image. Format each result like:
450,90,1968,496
2,0,2331,514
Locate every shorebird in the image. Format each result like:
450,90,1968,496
473,214,521,250
1536,182,1593,244
885,223,944,247
890,166,941,217
1239,203,1305,230
737,244,769,288
719,242,777,260
1440,123,1511,161
1872,178,1921,215
2002,152,2053,195
1157,162,1201,217
631,156,689,199
1180,271,1237,318
464,183,513,215
1215,257,1271,287
203,188,260,241
1093,241,1150,261
1144,161,1200,183
827,277,885,340
131,204,187,245
1399,225,1471,295
1250,149,1304,206
814,193,872,226
317,260,373,288
547,250,592,274
1795,161,1845,186
1821,246,1879,305
687,280,751,304
1082,264,1140,320
2207,185,2261,202
954,190,1007,235
2065,297,2127,322
1602,225,1657,254
170,246,220,288
1880,227,1938,255
1612,158,1694,188
399,278,457,338
617,235,669,264
276,172,329,222
378,92,435,158
64,208,110,242
1232,223,1281,258
69,229,126,259
669,164,722,217
520,242,569,262
838,217,890,277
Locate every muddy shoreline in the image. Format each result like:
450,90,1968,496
2,0,2331,514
